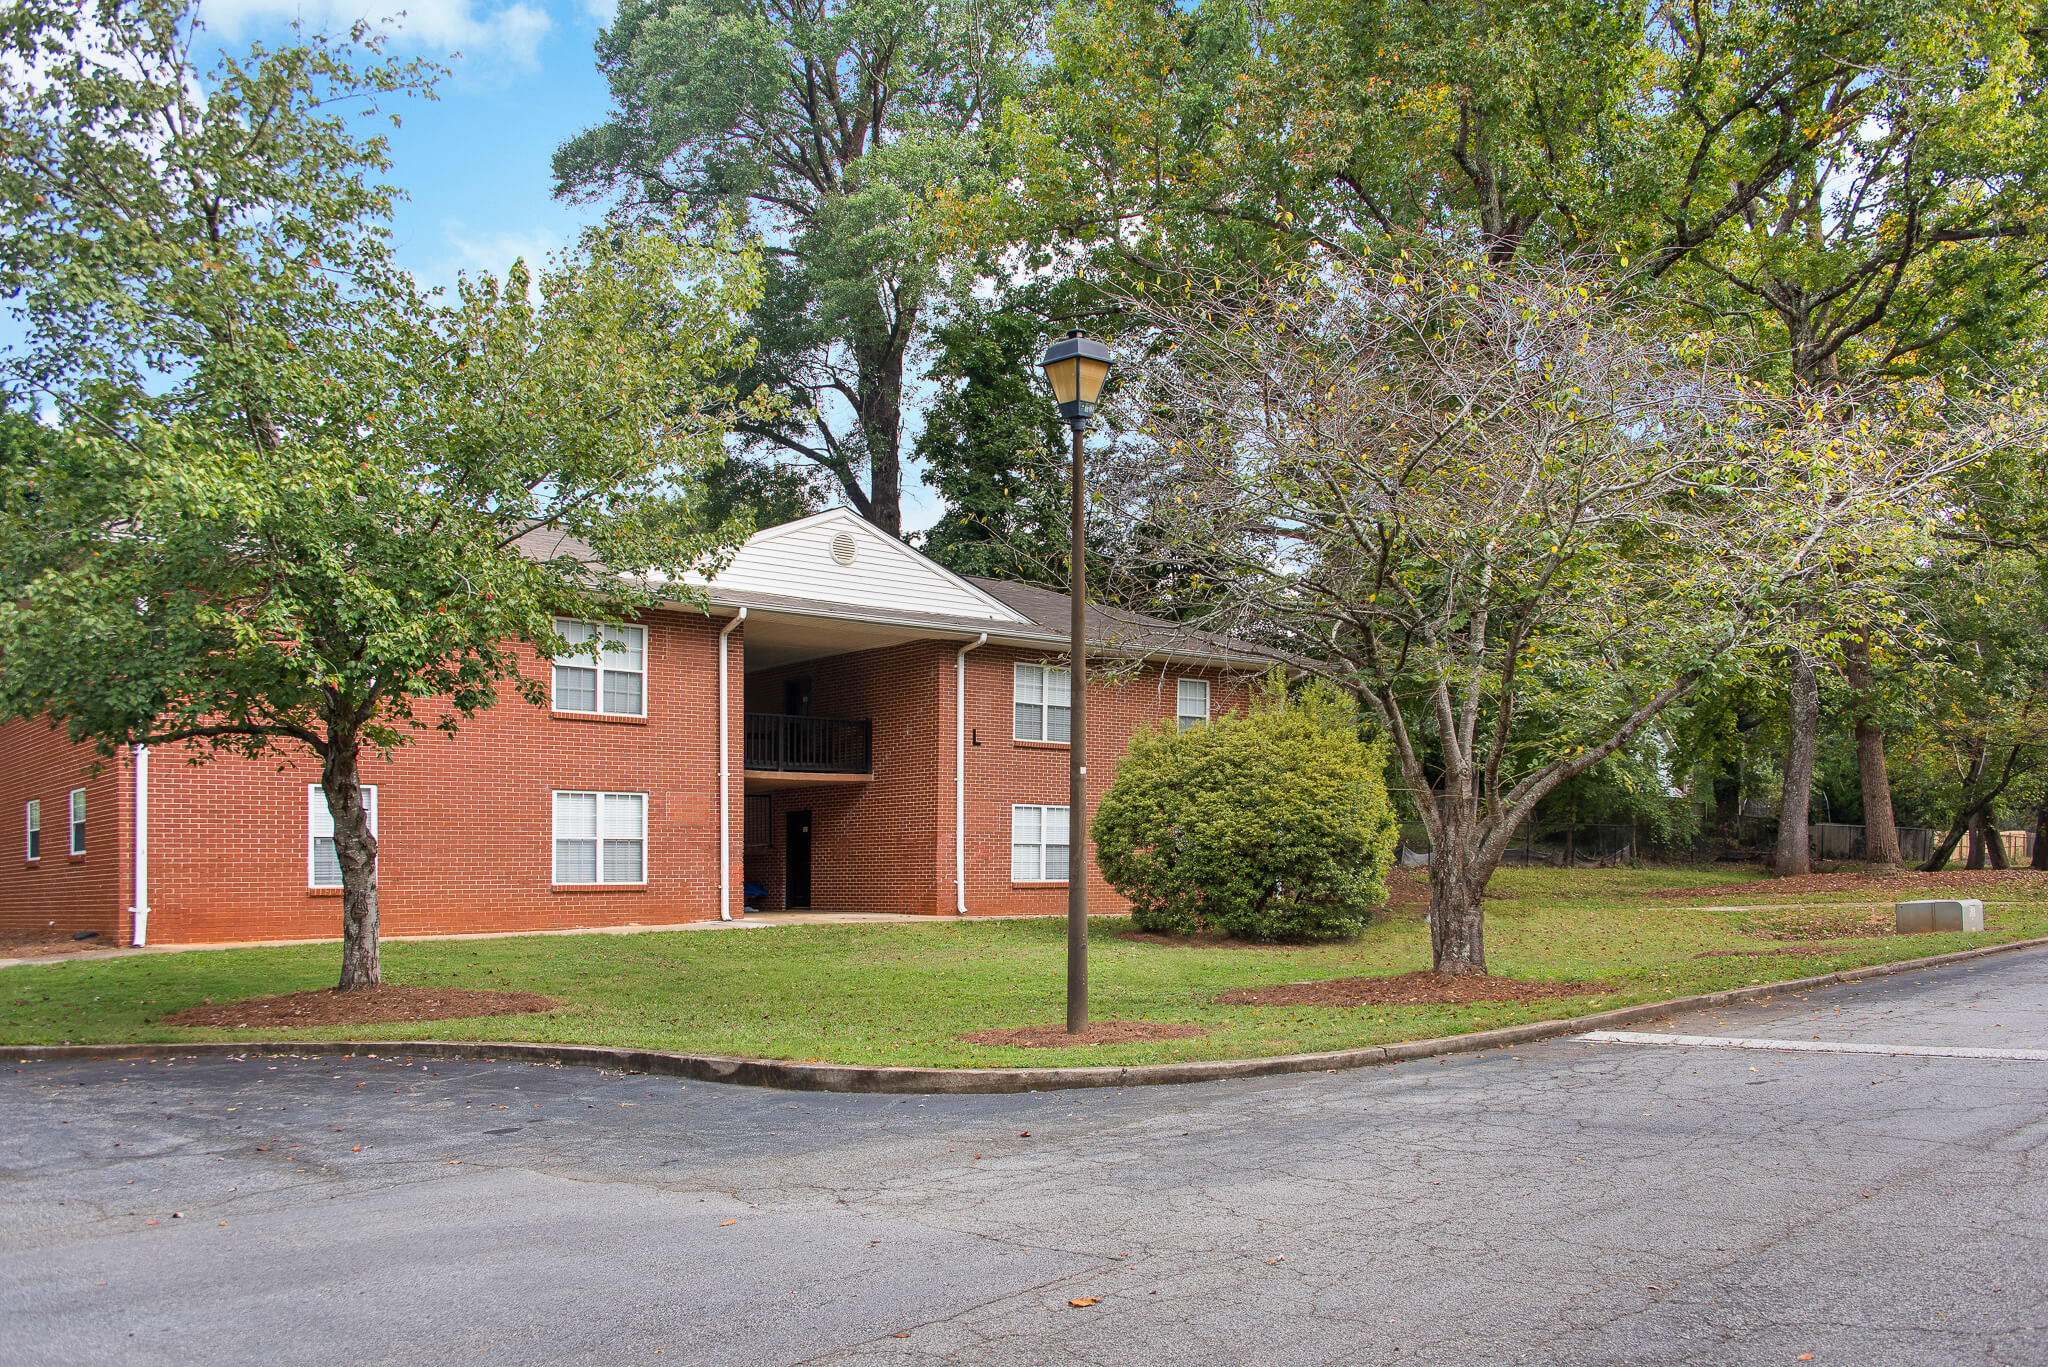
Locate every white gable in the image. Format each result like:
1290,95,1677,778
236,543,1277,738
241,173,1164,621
695,508,1030,623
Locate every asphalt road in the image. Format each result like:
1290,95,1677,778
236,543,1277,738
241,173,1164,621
5,949,2047,1367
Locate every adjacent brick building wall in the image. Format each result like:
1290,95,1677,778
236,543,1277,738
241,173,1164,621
0,720,131,941
1,609,743,945
2,609,1254,941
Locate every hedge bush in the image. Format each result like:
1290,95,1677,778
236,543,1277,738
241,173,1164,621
1092,677,1399,941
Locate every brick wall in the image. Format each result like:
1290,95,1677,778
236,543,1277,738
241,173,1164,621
1,615,1254,942
0,719,131,940
52,609,743,946
956,647,1252,917
743,640,1250,917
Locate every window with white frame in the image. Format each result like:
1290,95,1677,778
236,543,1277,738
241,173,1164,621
25,799,40,861
1011,804,1071,882
551,619,646,716
1013,663,1072,742
68,788,85,855
308,786,378,888
1176,677,1211,732
553,791,646,885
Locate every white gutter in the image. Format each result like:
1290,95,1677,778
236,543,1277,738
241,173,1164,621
717,608,747,921
954,632,989,915
131,745,150,946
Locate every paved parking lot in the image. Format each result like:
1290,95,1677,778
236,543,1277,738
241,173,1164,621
5,948,2047,1366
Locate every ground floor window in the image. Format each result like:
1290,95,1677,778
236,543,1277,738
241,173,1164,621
25,799,39,861
1011,804,1070,882
308,786,379,888
554,790,646,885
68,788,85,855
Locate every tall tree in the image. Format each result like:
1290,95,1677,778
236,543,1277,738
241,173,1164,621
914,298,1073,582
0,4,761,989
557,0,1039,536
998,0,2048,875
1100,252,1961,974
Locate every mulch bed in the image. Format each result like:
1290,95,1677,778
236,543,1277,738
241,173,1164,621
1215,971,1610,1008
159,985,557,1029
957,1020,1212,1049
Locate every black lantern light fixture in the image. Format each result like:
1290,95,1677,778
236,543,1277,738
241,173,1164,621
1037,328,1115,1034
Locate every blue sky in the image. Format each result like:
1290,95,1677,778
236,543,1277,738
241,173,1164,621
203,0,618,293
193,0,949,530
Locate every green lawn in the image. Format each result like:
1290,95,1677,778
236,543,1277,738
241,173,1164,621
5,866,2044,1068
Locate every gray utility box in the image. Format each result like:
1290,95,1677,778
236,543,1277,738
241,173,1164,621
1895,898,1985,934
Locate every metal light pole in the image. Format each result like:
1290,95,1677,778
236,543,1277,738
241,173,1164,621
1038,329,1114,1034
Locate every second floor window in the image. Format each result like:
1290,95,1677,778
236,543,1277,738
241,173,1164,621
1177,678,1211,731
1014,663,1072,743
552,619,646,717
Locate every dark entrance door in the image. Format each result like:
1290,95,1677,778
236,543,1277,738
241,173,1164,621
785,810,812,909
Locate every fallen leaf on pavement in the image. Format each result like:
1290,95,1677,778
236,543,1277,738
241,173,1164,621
718,1219,736,1227
1068,1298,1099,1308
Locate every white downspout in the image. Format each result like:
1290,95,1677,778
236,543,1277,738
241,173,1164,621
955,632,989,915
718,609,747,921
131,745,149,946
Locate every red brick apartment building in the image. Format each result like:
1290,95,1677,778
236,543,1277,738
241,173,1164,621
1,509,1267,946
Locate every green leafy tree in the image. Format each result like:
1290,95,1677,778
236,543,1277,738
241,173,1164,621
0,5,762,990
914,299,1072,581
557,0,1040,536
1094,677,1399,942
1101,252,1969,974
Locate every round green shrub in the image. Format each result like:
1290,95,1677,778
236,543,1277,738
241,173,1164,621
1092,677,1399,942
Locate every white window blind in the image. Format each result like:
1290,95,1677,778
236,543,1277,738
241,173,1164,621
552,619,647,717
1013,663,1072,743
1176,677,1211,732
25,800,39,861
1011,804,1071,882
554,791,646,885
308,786,378,888
68,788,85,855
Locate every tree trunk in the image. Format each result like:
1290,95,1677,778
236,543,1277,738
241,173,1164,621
1427,857,1488,976
1920,749,1988,872
1773,648,1820,876
1988,819,2010,870
1843,634,1901,870
324,742,381,991
1966,812,1988,869
2033,801,2048,872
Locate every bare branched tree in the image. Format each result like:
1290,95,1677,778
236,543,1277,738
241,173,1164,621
1097,252,1967,975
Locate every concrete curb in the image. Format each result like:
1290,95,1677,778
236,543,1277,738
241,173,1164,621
11,935,2048,1095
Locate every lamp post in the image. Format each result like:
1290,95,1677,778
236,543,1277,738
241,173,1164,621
1038,328,1114,1034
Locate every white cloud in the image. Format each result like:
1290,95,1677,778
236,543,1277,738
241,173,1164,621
422,219,564,292
197,0,555,68
578,0,616,25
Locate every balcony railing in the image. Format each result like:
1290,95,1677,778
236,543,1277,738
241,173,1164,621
743,713,872,774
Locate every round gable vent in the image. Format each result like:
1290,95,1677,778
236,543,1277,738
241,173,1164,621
830,530,858,566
